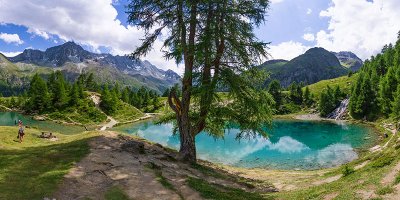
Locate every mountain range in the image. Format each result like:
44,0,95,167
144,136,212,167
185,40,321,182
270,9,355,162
0,42,363,95
0,42,180,94
258,47,363,87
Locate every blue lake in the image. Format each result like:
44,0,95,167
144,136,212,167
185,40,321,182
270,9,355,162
0,112,87,135
113,120,378,170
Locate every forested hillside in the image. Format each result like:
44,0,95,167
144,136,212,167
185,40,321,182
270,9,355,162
349,33,400,121
259,48,350,87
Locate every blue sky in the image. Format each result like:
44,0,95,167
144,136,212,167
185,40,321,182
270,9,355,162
0,0,399,73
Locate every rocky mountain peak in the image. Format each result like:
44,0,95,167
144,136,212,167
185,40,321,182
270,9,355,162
333,51,363,72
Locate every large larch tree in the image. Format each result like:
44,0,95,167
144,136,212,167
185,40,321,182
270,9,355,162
127,0,273,162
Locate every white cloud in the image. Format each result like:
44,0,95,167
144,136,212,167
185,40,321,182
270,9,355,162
268,41,310,60
316,0,400,59
265,136,309,154
0,51,22,57
306,8,312,15
0,33,23,45
270,0,284,4
27,28,50,40
0,0,181,73
303,33,315,42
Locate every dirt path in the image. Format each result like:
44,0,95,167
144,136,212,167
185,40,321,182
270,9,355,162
99,116,118,131
381,161,400,185
53,132,274,199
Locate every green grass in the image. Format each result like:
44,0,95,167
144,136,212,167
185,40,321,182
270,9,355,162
104,186,130,200
305,74,358,99
376,186,394,195
154,170,176,192
342,165,355,177
187,177,271,200
0,126,97,200
395,173,400,185
111,101,144,123
272,133,400,199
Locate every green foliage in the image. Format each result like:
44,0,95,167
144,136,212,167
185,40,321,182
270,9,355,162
259,48,348,88
289,82,303,105
26,73,50,113
100,84,117,115
379,67,397,115
318,85,342,117
391,85,400,120
349,35,400,121
127,0,273,162
376,186,394,195
110,101,143,123
25,72,107,124
395,173,400,185
349,69,380,120
303,87,314,107
371,155,394,168
268,79,282,111
342,165,355,177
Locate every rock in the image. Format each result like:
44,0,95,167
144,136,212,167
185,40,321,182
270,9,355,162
33,115,46,121
121,140,145,154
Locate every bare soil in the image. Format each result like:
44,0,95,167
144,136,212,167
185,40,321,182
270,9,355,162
53,132,275,200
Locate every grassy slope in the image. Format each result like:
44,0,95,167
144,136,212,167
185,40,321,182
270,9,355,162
305,73,358,99
110,101,144,123
0,126,98,200
273,130,400,199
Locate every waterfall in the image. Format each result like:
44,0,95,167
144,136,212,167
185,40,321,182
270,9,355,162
327,98,349,120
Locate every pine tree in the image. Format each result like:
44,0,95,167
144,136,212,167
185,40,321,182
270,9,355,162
318,86,335,117
69,83,80,107
392,85,400,120
121,87,130,103
51,71,69,110
303,87,313,107
268,80,282,110
333,85,343,104
162,88,171,97
113,82,121,99
10,97,16,109
289,82,303,105
27,74,50,113
100,85,117,114
379,67,397,115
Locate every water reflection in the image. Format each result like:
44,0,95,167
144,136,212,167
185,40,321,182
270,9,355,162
114,120,377,170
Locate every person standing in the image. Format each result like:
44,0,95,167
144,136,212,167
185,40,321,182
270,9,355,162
18,126,25,143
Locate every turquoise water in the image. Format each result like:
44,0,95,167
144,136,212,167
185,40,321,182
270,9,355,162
0,112,87,135
113,120,378,170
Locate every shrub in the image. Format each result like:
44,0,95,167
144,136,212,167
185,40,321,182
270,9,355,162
371,155,394,168
376,186,394,195
342,165,355,177
395,173,400,185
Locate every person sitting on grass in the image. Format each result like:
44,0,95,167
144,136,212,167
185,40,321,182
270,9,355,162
18,126,25,143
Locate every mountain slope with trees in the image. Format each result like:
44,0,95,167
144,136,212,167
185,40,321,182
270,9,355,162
349,33,400,121
259,48,356,87
2,42,181,94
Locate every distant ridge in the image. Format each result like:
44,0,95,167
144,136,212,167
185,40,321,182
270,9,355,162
259,47,361,87
4,42,181,93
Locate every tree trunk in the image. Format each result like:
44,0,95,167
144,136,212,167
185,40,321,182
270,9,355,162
178,123,196,162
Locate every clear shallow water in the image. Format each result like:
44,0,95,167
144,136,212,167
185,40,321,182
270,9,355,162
113,120,378,170
0,112,87,135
